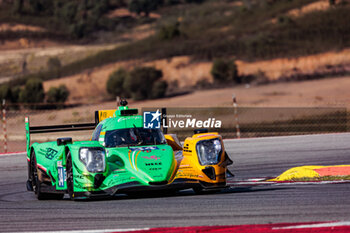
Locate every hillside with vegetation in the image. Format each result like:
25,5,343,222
1,0,350,105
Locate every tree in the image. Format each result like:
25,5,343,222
123,67,164,100
29,0,54,15
128,0,142,15
10,86,21,103
0,84,21,103
242,0,252,9
106,68,130,98
165,0,180,5
151,80,168,99
211,59,239,83
93,0,109,17
107,67,167,100
47,57,61,71
12,0,24,14
0,85,12,102
47,85,70,103
60,1,78,24
128,0,163,17
53,0,112,38
110,0,127,8
185,0,204,3
47,57,62,78
158,22,180,40
19,78,45,104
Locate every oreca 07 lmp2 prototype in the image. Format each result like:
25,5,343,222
25,102,233,200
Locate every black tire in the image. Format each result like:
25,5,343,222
127,190,177,198
193,187,219,195
31,151,64,200
193,187,204,195
66,151,75,200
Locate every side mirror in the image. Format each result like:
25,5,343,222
164,134,182,151
194,128,208,135
57,137,73,146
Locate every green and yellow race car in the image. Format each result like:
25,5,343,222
25,101,233,200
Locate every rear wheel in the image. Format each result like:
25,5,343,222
30,151,64,200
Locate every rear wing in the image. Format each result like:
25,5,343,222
24,109,119,154
24,107,164,155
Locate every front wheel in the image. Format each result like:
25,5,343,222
66,151,75,200
31,151,64,200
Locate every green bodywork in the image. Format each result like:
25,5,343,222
26,106,178,197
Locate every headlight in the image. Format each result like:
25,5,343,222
79,148,106,173
196,138,222,165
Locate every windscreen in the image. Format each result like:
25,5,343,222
105,128,166,147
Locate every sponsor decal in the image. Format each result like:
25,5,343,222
74,174,87,180
149,168,161,171
57,161,66,188
176,173,199,179
163,118,221,128
145,162,162,166
196,134,218,138
45,148,58,160
117,115,142,122
143,108,222,129
129,146,159,152
113,168,126,172
179,166,192,169
142,155,160,161
143,110,161,129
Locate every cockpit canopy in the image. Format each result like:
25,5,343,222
105,128,166,148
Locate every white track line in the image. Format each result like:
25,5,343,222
223,132,350,142
8,228,150,233
0,151,25,156
273,180,350,185
226,180,350,186
274,221,350,229
246,178,267,182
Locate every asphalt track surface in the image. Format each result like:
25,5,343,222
1,133,350,232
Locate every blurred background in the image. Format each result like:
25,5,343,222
1,0,350,152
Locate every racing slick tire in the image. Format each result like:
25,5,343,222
66,151,76,200
192,187,220,195
30,151,64,200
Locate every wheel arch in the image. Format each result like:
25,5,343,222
63,145,71,166
63,144,79,166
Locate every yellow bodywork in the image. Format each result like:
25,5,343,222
165,133,228,187
97,109,117,122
